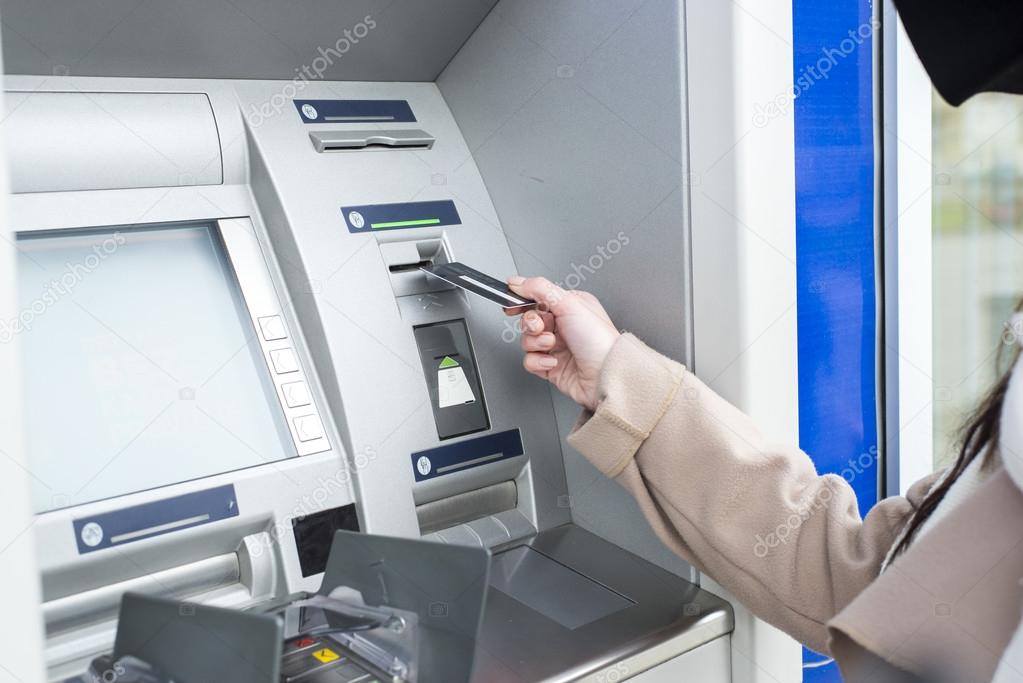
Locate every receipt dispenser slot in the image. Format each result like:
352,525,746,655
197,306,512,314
413,320,489,440
309,129,434,152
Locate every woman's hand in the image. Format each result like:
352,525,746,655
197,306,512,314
507,276,621,412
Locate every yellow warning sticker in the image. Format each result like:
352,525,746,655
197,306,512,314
312,648,340,663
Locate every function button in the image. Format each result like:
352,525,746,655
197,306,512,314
294,414,325,442
270,348,300,374
283,637,319,654
282,381,312,408
258,315,288,341
311,648,340,664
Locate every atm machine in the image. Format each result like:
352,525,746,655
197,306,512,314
0,1,804,682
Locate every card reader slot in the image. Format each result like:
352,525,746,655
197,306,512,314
388,259,434,274
309,129,435,153
379,238,455,297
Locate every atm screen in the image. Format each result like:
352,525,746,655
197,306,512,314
16,222,296,513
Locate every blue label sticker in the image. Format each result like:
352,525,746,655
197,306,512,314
342,200,461,233
73,485,239,554
294,99,416,124
412,429,524,482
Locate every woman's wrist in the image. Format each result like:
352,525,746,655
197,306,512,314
582,330,623,411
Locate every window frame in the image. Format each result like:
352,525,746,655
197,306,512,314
881,0,935,496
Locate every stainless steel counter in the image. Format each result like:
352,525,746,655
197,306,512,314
474,525,733,682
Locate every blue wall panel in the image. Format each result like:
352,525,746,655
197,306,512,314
792,0,879,679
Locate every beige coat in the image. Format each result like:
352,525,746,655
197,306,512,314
567,335,1023,681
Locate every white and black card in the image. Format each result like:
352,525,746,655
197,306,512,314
421,262,538,314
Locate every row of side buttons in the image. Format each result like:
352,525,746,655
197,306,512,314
258,315,328,452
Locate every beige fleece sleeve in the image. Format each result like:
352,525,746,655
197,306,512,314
567,334,942,655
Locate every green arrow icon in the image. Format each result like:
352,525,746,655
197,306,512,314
438,356,459,369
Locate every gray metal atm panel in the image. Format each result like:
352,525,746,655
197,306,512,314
438,0,696,580
0,0,498,81
439,0,691,361
475,525,733,682
4,91,222,193
1,72,726,680
239,80,571,537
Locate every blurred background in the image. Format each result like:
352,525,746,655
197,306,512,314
933,92,1023,469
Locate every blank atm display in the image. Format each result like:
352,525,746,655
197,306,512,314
15,223,295,513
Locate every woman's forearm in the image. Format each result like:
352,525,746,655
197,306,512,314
568,334,940,653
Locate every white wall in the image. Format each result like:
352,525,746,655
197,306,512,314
883,4,934,494
0,28,47,683
686,0,802,681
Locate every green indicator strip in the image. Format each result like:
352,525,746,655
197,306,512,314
371,218,441,229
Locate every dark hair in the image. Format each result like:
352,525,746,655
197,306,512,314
891,301,1022,557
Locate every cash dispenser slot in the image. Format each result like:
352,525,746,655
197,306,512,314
43,553,240,631
309,129,435,152
417,481,539,552
42,531,278,675
416,481,517,534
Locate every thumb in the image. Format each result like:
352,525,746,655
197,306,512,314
507,276,573,315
